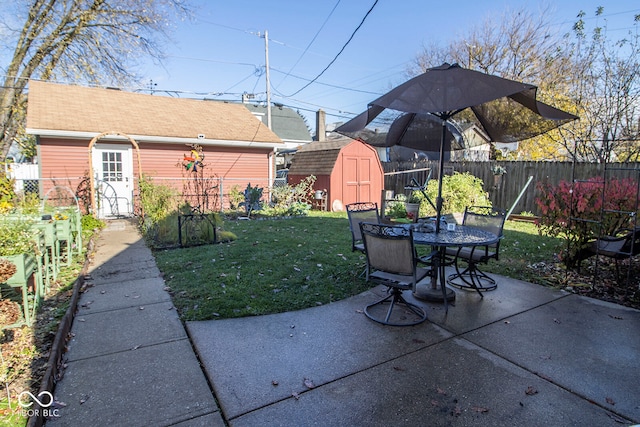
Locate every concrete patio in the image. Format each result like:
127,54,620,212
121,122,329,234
47,219,640,426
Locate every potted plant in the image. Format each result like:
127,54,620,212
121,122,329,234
0,219,42,325
0,220,40,285
405,193,422,223
491,164,507,188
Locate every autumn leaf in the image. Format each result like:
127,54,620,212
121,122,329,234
606,397,615,405
525,386,538,395
451,404,462,417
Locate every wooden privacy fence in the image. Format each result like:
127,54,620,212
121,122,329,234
382,161,640,215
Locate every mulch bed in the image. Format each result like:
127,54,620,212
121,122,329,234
527,256,640,310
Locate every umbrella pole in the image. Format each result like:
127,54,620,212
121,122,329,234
435,120,447,233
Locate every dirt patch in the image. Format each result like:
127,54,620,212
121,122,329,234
527,256,640,310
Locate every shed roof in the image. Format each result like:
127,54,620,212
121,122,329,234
26,80,282,145
288,138,353,176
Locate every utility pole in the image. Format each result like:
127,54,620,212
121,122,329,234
264,30,272,130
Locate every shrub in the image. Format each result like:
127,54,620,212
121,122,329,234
228,185,244,210
15,192,41,214
0,174,15,213
81,214,105,231
0,219,40,256
535,177,639,267
269,175,316,216
239,183,263,216
139,174,179,224
385,194,408,218
415,172,491,217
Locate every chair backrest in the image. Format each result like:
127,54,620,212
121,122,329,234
360,222,415,276
599,226,640,257
462,206,506,248
346,202,380,247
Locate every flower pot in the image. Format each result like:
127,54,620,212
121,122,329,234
2,253,36,286
404,203,420,222
1,253,39,327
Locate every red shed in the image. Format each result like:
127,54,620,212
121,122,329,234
288,138,383,211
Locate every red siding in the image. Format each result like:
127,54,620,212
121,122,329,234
38,138,93,196
38,137,274,210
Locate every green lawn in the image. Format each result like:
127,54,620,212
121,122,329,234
482,220,565,285
153,212,563,321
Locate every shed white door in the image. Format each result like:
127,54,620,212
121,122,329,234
92,144,134,218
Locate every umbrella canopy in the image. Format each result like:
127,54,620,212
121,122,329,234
336,62,578,231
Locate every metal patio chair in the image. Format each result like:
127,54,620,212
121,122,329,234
446,206,506,296
346,202,380,253
359,222,429,326
577,226,640,277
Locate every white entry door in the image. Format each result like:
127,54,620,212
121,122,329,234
92,144,134,218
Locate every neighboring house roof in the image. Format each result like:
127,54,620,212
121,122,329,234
26,80,283,147
288,138,352,176
242,103,312,146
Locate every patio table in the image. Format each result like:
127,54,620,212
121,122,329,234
409,223,499,310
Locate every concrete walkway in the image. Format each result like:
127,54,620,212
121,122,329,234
47,219,223,426
48,219,640,426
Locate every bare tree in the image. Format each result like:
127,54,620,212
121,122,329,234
561,8,640,163
0,0,192,160
413,7,568,84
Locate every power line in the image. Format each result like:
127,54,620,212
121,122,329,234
270,67,382,95
284,0,379,97
277,0,342,88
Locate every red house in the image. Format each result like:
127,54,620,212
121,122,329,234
26,80,283,217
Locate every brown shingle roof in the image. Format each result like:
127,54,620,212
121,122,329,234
289,138,353,176
26,80,282,144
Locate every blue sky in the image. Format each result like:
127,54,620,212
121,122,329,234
139,0,639,128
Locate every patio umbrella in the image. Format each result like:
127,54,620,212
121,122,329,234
336,62,577,232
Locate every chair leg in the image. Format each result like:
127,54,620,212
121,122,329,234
364,288,427,326
447,258,497,297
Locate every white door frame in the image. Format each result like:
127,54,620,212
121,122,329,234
91,143,134,218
